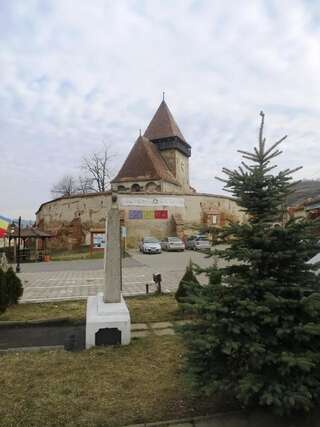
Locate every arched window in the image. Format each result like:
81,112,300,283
118,185,126,192
131,184,141,192
145,182,157,192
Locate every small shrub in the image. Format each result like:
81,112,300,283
0,267,23,314
5,267,23,305
0,269,9,314
175,261,202,303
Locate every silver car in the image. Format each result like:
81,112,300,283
139,236,162,254
186,235,211,251
161,236,185,252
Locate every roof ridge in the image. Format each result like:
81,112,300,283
111,135,180,186
142,136,177,183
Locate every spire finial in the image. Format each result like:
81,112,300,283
139,129,141,137
162,91,165,102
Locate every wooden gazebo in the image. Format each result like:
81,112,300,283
7,226,53,262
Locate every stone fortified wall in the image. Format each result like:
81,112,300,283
36,192,246,250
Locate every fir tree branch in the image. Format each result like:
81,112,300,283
237,150,257,159
259,110,265,154
263,136,287,158
241,161,255,172
215,176,229,184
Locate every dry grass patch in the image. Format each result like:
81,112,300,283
126,294,183,323
0,294,184,323
0,300,86,323
0,336,226,427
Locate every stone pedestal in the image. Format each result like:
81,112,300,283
86,292,130,349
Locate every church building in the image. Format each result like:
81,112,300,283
36,98,245,249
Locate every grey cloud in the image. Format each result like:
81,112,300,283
1,0,320,218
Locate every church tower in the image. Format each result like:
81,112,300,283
144,99,192,193
111,98,194,194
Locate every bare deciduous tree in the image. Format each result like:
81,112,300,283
51,175,77,197
81,144,115,192
77,175,94,194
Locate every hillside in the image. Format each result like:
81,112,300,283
287,180,320,206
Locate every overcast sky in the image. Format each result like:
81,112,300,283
1,0,320,219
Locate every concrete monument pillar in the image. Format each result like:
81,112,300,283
86,194,130,348
104,195,122,303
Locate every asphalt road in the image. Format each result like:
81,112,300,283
17,249,219,273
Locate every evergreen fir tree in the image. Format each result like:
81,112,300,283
180,112,320,414
175,259,201,303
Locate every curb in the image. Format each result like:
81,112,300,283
122,411,245,427
0,345,64,354
0,317,85,328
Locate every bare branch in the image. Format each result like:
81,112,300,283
51,175,77,198
81,143,116,192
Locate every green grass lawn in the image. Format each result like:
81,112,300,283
0,336,229,427
0,294,186,324
50,250,105,261
50,247,130,261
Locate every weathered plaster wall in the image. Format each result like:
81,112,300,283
36,192,245,249
160,149,190,192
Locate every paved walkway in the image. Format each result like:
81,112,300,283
18,250,221,303
20,268,186,302
131,320,189,338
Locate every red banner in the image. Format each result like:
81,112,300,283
155,210,168,219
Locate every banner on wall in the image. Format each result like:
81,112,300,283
128,210,143,219
128,210,168,220
143,210,154,220
120,197,185,207
155,210,168,219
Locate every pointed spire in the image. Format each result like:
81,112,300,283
144,98,187,143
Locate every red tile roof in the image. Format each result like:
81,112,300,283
144,100,187,143
111,135,179,185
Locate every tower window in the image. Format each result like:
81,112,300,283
145,182,157,192
131,184,141,192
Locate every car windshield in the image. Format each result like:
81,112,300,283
197,236,209,241
144,237,159,243
168,237,181,242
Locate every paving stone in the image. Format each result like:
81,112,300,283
153,328,175,336
131,330,150,338
150,321,173,329
131,323,149,331
18,250,229,303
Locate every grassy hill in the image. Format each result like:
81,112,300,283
287,179,320,206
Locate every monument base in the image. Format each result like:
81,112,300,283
86,293,131,349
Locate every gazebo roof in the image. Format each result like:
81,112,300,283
8,227,53,239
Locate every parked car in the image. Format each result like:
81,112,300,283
139,236,162,254
161,236,185,252
186,235,211,251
